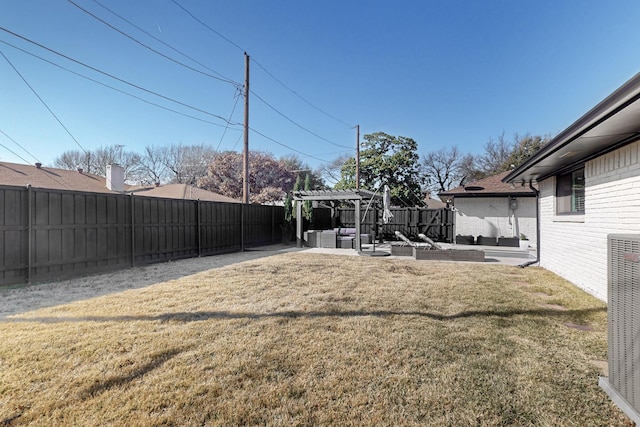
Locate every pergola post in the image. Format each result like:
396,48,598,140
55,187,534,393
296,198,304,248
355,199,361,251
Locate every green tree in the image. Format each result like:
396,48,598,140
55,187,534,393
336,132,425,206
302,173,313,222
280,154,326,190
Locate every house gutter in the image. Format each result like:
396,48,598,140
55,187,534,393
519,181,540,268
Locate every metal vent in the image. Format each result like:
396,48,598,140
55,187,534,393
601,234,640,423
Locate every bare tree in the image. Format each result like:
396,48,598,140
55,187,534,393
422,146,464,194
319,154,349,187
53,150,87,171
477,132,513,175
90,146,142,180
53,146,141,181
137,145,169,185
163,143,216,184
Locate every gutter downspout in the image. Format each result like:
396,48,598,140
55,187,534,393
519,181,540,268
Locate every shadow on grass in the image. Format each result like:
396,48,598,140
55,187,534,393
79,347,187,400
5,307,606,324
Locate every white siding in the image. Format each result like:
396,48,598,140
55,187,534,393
454,196,537,247
539,140,640,301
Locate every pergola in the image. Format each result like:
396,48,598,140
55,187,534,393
292,189,383,251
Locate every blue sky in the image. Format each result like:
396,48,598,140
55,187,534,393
2,1,640,172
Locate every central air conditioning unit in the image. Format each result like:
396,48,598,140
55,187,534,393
600,234,640,424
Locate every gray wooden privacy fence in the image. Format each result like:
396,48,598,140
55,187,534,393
0,185,284,286
333,207,454,242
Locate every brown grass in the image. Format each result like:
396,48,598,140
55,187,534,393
0,253,631,426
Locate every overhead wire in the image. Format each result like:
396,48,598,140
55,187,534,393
0,27,240,126
89,0,238,85
67,0,240,87
250,90,352,149
215,87,242,152
252,59,352,127
168,1,354,139
248,127,332,164
169,0,244,52
1,29,328,167
0,128,39,164
0,39,242,130
0,48,88,154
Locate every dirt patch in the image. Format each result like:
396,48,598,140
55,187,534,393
531,292,550,298
590,360,609,376
539,303,567,311
564,322,595,332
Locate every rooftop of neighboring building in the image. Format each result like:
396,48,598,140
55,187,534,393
439,171,537,198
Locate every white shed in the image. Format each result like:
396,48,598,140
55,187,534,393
439,171,538,248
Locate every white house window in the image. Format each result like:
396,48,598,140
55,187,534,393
556,167,585,214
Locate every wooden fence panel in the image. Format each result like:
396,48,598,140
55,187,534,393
133,197,199,264
30,189,132,282
0,187,28,285
0,185,287,287
199,202,242,255
244,204,284,247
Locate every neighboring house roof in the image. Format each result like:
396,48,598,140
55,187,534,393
0,161,241,203
504,72,640,184
0,161,116,193
440,171,537,198
423,196,447,209
131,184,241,203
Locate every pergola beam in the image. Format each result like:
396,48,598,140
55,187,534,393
292,189,383,251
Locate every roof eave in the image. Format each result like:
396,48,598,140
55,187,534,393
504,71,640,184
440,192,537,198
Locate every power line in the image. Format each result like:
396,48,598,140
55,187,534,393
249,127,331,164
89,0,238,85
0,48,87,154
169,0,244,52
250,90,352,149
215,88,242,152
0,32,318,168
169,0,353,128
67,0,240,87
0,39,243,131
0,27,239,126
0,128,39,164
252,58,352,127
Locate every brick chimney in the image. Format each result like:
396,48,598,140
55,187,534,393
106,164,125,192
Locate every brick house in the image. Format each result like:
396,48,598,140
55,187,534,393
504,72,640,302
505,71,640,426
439,171,538,247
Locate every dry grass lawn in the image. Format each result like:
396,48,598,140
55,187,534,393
0,253,631,426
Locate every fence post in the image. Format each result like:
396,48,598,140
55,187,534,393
241,203,245,251
130,193,135,267
197,200,202,257
27,184,32,284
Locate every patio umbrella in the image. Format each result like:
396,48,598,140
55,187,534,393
382,185,394,224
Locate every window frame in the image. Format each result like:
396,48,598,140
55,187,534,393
556,166,585,215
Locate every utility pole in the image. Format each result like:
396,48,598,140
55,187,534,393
242,52,250,204
355,124,360,190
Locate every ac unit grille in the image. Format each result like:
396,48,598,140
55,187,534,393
608,234,640,411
